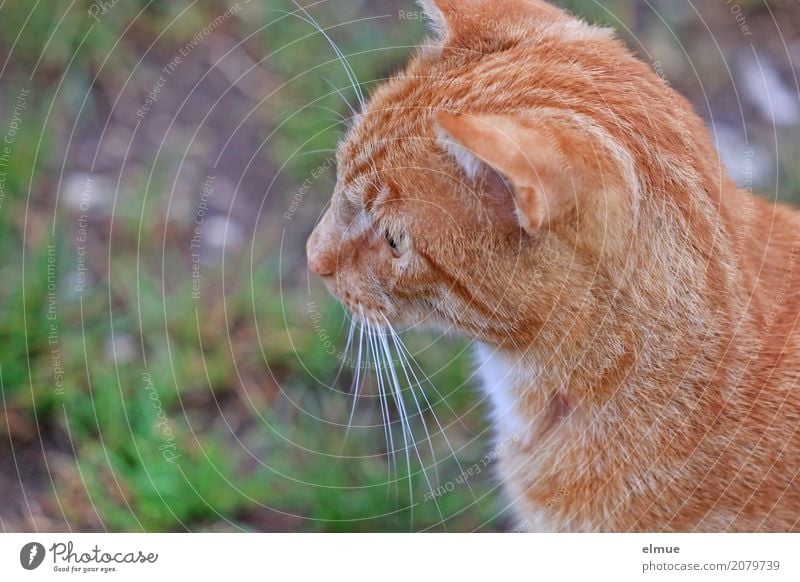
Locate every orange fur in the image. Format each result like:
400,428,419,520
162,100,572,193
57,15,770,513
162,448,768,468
307,0,800,531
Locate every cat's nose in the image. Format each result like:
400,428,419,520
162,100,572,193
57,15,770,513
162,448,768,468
308,249,335,277
307,231,336,277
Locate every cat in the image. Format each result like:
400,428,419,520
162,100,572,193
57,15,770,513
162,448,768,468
306,0,800,532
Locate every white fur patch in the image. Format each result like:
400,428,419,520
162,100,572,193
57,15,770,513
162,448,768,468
473,343,527,437
475,343,559,532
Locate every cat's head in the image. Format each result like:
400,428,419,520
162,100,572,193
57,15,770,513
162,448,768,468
307,0,707,346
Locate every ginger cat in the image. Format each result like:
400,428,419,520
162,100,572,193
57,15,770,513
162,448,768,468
306,0,800,531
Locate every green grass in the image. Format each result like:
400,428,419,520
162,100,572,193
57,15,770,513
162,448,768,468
0,173,501,531
0,0,502,532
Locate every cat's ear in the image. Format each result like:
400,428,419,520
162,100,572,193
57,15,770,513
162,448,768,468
418,0,490,41
417,0,456,41
419,0,562,43
435,111,576,234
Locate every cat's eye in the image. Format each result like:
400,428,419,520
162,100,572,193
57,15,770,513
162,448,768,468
384,228,410,257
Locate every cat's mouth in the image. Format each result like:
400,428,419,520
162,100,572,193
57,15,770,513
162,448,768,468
337,293,403,328
324,280,397,326
341,299,389,327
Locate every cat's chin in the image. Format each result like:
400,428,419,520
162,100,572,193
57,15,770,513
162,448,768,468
349,306,442,333
383,312,482,340
345,303,496,343
342,303,399,328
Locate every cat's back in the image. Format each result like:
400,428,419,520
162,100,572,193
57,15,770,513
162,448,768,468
741,193,800,363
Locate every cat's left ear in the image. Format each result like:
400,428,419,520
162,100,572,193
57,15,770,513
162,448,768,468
435,111,577,234
419,0,563,43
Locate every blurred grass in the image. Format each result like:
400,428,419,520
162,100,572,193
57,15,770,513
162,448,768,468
0,0,503,531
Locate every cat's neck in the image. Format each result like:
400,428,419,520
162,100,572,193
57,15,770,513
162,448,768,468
487,192,759,409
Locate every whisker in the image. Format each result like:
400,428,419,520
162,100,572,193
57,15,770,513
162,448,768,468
340,317,365,453
381,318,441,485
315,74,360,122
295,148,339,156
383,317,480,506
376,325,449,529
389,323,471,434
330,313,356,390
367,319,397,500
374,326,414,528
290,0,366,109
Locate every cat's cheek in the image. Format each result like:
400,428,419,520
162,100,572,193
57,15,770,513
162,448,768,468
381,255,420,309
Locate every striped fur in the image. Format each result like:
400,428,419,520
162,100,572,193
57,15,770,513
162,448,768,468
307,0,800,531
